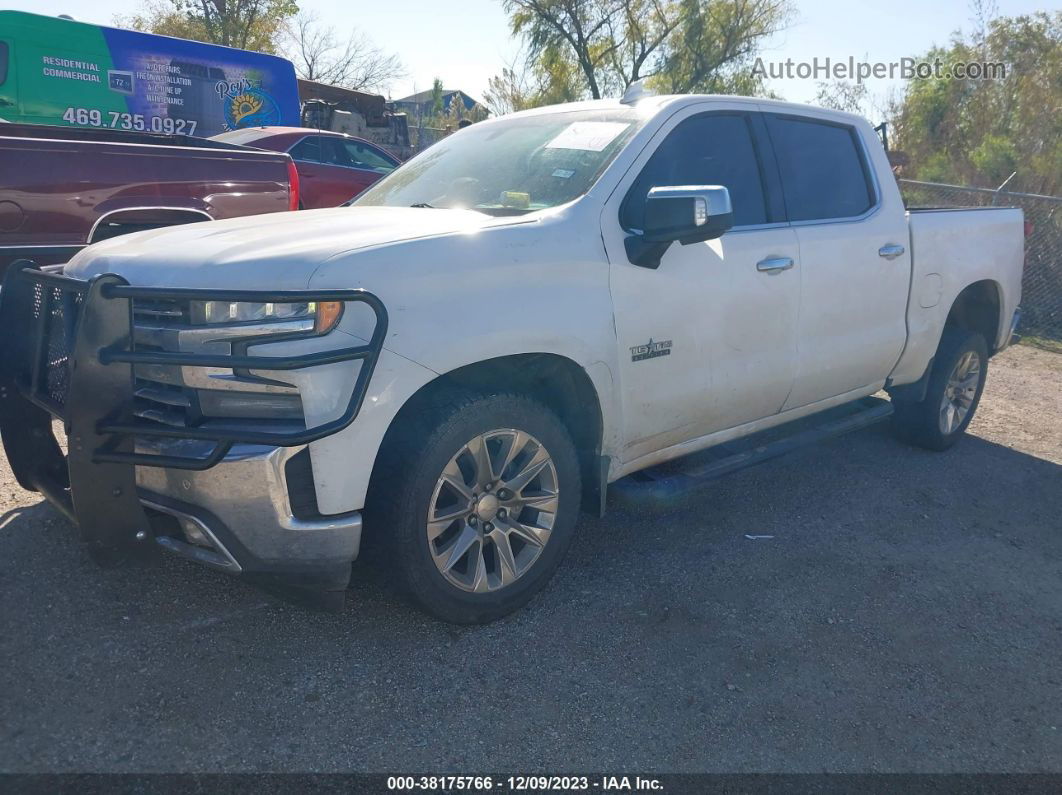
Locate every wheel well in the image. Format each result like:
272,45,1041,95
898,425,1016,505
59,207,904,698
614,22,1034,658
946,280,1002,352
381,354,605,514
89,208,212,243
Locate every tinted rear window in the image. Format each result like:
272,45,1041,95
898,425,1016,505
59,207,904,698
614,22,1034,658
318,137,349,166
289,136,322,162
0,41,8,86
623,113,768,229
766,116,874,222
343,140,395,172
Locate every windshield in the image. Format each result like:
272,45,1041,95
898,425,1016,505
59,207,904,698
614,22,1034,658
353,108,645,216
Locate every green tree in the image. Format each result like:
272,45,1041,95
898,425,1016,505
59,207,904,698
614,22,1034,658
890,10,1061,195
430,78,445,118
439,89,488,128
484,65,536,115
499,0,790,101
121,0,298,54
650,0,791,94
484,45,583,114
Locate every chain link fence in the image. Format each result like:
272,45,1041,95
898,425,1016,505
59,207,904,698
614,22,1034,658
899,179,1062,341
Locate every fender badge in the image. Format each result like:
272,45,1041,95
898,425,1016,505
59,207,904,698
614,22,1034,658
630,338,672,362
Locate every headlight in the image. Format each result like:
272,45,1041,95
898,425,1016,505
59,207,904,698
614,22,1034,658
191,300,344,334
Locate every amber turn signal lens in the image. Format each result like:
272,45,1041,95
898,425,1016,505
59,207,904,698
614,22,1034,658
314,301,344,334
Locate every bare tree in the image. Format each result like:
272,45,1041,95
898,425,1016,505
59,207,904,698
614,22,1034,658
813,80,869,115
283,11,405,93
970,0,1000,52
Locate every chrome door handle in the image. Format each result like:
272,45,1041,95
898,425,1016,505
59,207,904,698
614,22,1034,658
878,244,905,260
756,256,794,273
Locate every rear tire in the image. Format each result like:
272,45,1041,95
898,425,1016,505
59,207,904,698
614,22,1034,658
367,390,581,624
892,327,989,451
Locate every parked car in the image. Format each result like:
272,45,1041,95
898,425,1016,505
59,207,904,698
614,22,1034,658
0,94,1023,624
211,127,399,208
0,122,299,275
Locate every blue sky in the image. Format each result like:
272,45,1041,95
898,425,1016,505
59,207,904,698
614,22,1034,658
5,0,1053,109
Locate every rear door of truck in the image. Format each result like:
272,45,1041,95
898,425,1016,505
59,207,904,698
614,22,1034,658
762,110,911,409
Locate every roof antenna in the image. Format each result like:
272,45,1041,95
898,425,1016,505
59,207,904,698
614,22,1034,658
620,79,655,105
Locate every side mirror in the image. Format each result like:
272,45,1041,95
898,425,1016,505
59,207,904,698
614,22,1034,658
625,185,734,269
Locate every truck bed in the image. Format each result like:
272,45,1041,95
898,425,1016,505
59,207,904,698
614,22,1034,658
0,123,295,273
887,206,1024,387
0,121,254,150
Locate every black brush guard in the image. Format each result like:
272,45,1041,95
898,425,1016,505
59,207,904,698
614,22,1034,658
0,260,387,561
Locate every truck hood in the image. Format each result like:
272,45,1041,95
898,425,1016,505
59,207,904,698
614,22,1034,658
64,206,509,288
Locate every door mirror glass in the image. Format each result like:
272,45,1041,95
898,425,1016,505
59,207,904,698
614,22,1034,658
625,185,734,268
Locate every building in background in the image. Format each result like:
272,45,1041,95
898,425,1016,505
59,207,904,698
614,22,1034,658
392,88,485,120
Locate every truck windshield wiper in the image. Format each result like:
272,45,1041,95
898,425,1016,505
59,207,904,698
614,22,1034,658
410,202,519,216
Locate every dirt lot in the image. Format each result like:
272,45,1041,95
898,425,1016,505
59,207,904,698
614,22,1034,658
1,344,1060,773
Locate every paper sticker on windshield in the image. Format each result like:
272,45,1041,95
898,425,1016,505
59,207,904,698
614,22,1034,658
546,122,630,152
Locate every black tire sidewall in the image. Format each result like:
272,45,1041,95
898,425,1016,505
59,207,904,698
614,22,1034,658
918,328,989,449
385,393,581,623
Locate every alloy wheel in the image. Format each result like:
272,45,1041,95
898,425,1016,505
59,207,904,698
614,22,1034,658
426,429,559,593
939,349,982,435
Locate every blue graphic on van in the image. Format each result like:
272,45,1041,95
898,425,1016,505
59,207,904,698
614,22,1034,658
220,84,282,129
98,25,299,137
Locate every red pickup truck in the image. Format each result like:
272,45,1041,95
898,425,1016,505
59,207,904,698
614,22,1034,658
0,123,299,274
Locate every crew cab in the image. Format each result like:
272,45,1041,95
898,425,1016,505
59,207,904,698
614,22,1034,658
0,123,299,275
0,93,1023,623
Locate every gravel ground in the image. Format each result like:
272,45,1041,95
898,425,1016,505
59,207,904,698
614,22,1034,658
1,344,1060,773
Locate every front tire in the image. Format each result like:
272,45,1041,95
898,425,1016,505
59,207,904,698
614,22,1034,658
892,327,989,451
368,391,581,624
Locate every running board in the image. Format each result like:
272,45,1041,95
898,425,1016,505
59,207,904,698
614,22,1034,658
611,396,894,507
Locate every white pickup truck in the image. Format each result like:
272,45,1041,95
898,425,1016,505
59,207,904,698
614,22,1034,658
0,93,1024,623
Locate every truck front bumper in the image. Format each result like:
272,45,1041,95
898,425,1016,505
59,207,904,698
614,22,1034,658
0,261,386,605
137,441,364,593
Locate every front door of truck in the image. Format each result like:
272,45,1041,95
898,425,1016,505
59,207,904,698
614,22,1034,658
761,112,911,409
601,107,801,465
